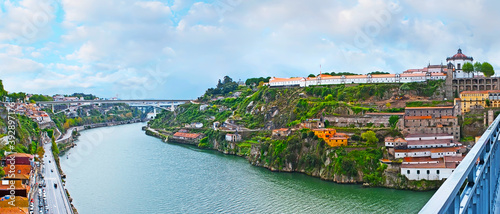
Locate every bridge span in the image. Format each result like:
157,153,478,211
420,114,500,213
37,99,193,104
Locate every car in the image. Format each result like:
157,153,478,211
54,183,57,188
49,160,51,163
51,169,53,172
43,182,46,187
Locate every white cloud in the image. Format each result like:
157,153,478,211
2,0,500,98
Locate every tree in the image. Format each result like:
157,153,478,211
324,120,330,127
361,131,378,144
308,74,316,78
462,62,474,77
325,94,333,101
474,62,482,74
486,99,491,107
482,62,495,77
385,102,391,108
389,115,399,128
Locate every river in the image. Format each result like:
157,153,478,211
60,123,434,214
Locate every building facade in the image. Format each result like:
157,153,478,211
455,90,500,113
312,128,349,147
403,107,460,141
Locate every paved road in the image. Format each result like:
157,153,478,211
56,127,77,143
40,141,73,214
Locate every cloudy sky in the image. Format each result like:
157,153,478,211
0,0,499,99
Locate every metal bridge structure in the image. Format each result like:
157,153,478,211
420,114,500,213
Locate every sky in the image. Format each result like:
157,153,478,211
0,0,500,99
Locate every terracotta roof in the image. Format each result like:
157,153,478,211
0,180,26,190
6,153,33,159
460,90,500,94
273,128,290,132
345,75,367,79
0,208,29,214
173,132,201,139
403,157,442,163
430,73,446,76
394,138,407,143
371,74,396,78
269,77,304,83
441,116,457,119
321,75,342,79
385,137,394,142
405,116,432,120
366,112,405,116
405,106,454,110
3,165,32,178
400,73,426,77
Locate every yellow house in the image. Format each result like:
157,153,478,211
458,90,500,113
312,128,349,147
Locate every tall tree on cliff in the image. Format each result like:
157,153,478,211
481,62,495,77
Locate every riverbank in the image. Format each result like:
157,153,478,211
144,126,443,191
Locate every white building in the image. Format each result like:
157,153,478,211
400,156,463,180
446,48,474,78
269,72,446,88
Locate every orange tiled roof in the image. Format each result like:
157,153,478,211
0,180,26,190
460,90,500,94
269,77,304,83
345,75,367,79
6,153,33,159
371,74,396,78
4,165,32,177
273,128,290,132
400,73,426,77
173,132,201,139
0,208,29,214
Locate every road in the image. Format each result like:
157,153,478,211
42,141,73,214
56,127,77,143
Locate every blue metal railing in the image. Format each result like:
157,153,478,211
420,114,500,213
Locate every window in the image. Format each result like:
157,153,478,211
437,170,440,174
427,170,430,174
407,170,410,174
417,170,420,174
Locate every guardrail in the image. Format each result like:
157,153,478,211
419,114,500,213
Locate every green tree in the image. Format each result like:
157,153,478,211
389,115,399,128
482,62,495,77
0,80,7,101
325,94,333,101
324,120,330,127
486,99,491,107
361,131,378,144
474,62,482,74
308,74,316,78
462,62,474,76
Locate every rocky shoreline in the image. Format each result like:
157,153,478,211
144,126,442,191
